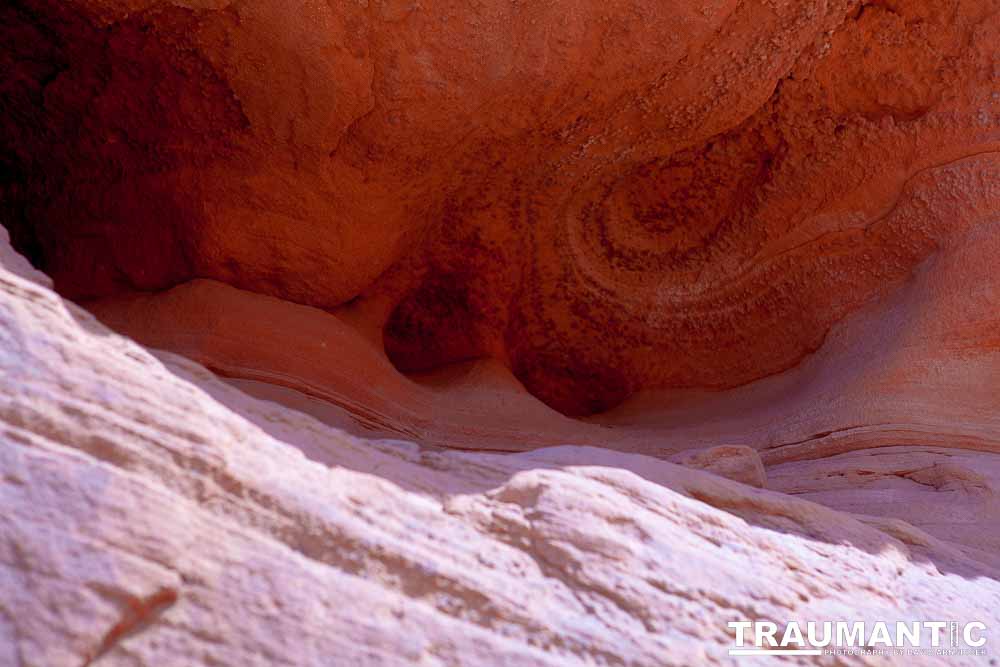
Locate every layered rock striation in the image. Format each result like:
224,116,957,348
2,0,1000,664
3,230,1000,666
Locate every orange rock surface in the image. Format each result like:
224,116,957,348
4,0,998,414
4,1,1000,663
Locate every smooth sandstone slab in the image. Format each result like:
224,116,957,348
668,446,767,489
81,206,1000,574
86,210,1000,465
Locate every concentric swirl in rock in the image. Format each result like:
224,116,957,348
3,0,999,415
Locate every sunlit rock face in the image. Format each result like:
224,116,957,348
3,1,1000,664
4,231,1000,666
4,0,998,414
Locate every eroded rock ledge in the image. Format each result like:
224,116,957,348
3,228,1000,666
3,0,998,413
3,0,1000,663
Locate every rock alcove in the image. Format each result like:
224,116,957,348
2,1,1000,663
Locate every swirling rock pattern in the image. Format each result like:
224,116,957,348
4,0,998,414
4,4,1000,662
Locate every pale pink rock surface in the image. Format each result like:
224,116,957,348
668,446,767,489
3,228,1000,666
3,0,1000,663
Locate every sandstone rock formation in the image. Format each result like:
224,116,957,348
3,0,1000,664
82,214,1000,577
4,232,1000,666
4,0,999,414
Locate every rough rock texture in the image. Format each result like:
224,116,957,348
4,233,1000,667
3,0,1000,664
83,215,1000,574
3,0,998,413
